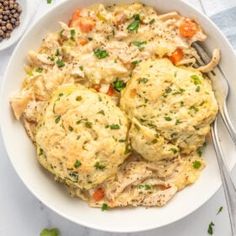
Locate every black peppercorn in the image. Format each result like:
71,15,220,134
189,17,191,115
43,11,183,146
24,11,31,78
0,0,21,42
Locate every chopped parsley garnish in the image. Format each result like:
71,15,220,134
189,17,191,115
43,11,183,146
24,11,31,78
76,96,82,101
101,203,109,211
94,162,106,170
189,105,199,112
85,121,92,128
56,59,65,68
79,66,84,71
113,79,126,92
191,75,201,85
196,86,200,92
70,29,76,40
74,160,81,168
175,119,182,125
39,148,44,156
138,184,152,190
151,139,158,144
132,41,147,48
131,60,142,65
165,87,172,94
55,115,61,124
164,116,172,121
110,124,120,129
217,206,223,215
170,148,178,154
55,49,60,56
40,228,59,236
94,48,109,59
58,93,63,97
97,110,105,115
197,147,203,156
36,67,43,73
208,222,215,235
68,126,73,131
124,143,132,154
69,171,78,182
46,0,53,4
138,77,148,84
127,14,141,32
149,19,155,24
192,160,201,169
77,135,81,140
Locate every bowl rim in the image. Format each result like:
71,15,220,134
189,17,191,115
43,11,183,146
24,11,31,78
1,0,235,233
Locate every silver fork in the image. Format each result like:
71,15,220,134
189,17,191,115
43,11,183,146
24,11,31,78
193,42,236,235
192,42,236,146
211,118,236,236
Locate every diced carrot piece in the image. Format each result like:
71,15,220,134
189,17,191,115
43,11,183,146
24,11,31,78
169,48,184,64
71,9,81,21
179,18,198,38
107,85,115,96
78,38,88,45
92,188,105,201
78,17,95,33
92,84,101,92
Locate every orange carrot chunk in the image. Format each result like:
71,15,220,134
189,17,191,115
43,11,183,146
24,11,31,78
92,84,101,92
179,18,198,38
107,85,115,96
93,188,105,201
169,48,184,64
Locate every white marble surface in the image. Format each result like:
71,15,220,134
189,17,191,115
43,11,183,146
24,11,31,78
0,0,234,235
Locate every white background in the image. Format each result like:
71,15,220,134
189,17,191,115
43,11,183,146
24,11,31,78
0,0,234,235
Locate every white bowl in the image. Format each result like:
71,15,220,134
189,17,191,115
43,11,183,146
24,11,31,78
1,0,236,233
0,0,39,51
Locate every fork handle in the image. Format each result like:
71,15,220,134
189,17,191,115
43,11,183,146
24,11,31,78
211,118,236,236
221,102,236,146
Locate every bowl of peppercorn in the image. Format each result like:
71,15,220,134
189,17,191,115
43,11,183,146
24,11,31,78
0,0,39,51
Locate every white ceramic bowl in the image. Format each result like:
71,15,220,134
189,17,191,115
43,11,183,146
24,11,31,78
1,0,236,233
0,0,39,51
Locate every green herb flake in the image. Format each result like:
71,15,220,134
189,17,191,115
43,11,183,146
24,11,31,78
217,206,223,215
69,171,79,182
39,148,44,156
138,78,148,84
94,48,109,59
101,203,109,211
113,79,126,92
76,96,82,101
55,49,60,56
56,59,65,68
131,60,142,65
36,67,43,73
189,105,199,113
164,116,172,121
110,124,120,130
197,147,203,157
196,86,201,92
170,148,178,154
138,184,152,190
132,41,147,48
85,121,92,128
97,110,105,115
40,228,59,236
149,19,155,24
127,14,141,32
46,0,53,4
94,162,106,170
151,139,158,144
192,160,202,169
208,222,215,235
70,29,76,40
191,75,201,85
74,160,81,168
68,126,73,132
77,135,81,140
55,115,61,124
